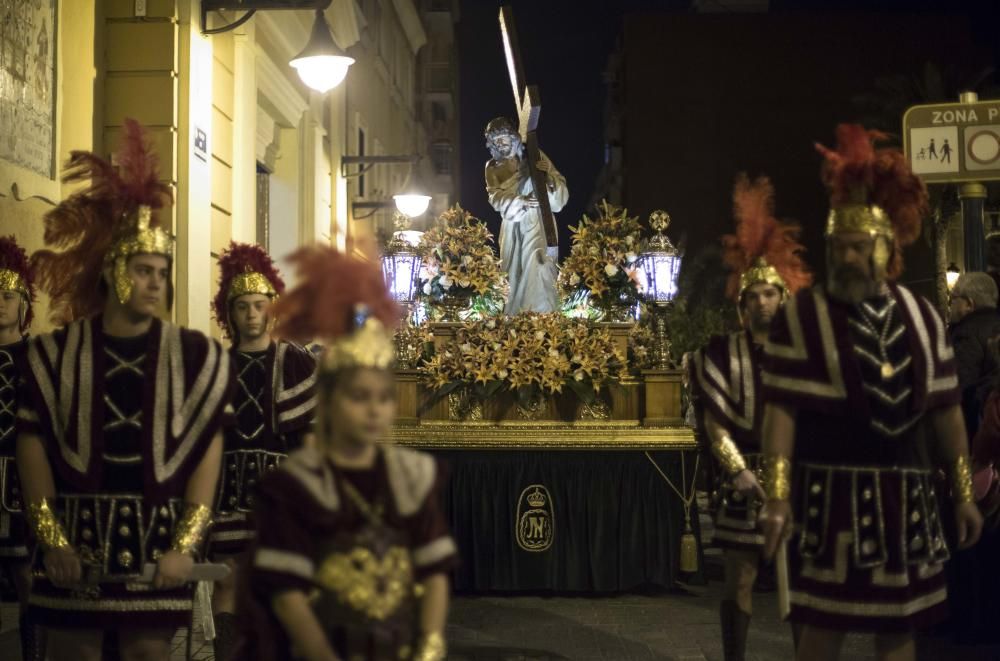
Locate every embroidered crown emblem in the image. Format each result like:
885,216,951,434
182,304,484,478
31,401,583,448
526,487,546,508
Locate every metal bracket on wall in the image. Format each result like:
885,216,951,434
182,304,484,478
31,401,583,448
352,200,396,220
340,154,420,178
200,0,332,35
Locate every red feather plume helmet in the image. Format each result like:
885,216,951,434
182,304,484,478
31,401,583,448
815,124,928,281
0,235,36,331
271,240,400,373
31,119,173,325
213,242,285,340
721,173,812,303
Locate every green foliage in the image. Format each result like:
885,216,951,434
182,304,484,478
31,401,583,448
666,299,736,361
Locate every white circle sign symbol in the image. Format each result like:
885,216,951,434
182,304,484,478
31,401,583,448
967,130,1000,165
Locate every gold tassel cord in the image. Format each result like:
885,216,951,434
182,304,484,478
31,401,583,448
679,528,699,574
645,451,701,573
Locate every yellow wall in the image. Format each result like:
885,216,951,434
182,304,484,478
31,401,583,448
0,1,432,337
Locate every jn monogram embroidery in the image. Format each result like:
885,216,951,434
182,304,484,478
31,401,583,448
516,484,554,552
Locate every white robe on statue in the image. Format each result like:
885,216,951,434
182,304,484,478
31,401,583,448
486,151,569,315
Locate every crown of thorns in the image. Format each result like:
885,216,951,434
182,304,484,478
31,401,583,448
484,116,518,140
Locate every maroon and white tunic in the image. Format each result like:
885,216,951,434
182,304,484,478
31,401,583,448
210,340,316,556
16,316,235,629
763,284,960,632
689,330,766,550
240,445,457,661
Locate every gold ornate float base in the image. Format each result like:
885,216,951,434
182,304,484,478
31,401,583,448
390,321,694,450
389,421,695,450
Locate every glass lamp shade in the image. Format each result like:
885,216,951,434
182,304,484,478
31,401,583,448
640,251,682,303
382,234,423,304
393,193,432,218
289,10,354,93
290,55,353,92
946,263,961,290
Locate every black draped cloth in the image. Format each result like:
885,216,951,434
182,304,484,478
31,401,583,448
432,450,702,592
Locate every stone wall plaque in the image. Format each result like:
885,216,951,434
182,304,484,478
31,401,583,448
0,0,57,179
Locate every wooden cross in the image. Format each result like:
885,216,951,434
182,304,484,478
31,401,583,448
499,5,558,247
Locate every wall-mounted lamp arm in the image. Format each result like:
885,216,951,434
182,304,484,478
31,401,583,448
340,154,420,178
201,0,332,35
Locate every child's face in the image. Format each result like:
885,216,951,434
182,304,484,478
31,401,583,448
328,368,397,448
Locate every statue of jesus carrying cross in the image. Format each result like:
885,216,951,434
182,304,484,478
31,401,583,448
485,6,569,315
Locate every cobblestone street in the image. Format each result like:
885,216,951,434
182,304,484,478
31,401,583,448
3,577,999,660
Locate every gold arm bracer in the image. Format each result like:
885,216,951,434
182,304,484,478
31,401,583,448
762,455,792,501
170,502,213,556
950,455,975,505
27,498,70,552
413,631,447,661
711,434,748,477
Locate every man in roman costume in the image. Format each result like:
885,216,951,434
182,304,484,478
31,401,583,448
208,241,316,659
16,119,235,661
689,174,811,661
758,124,983,661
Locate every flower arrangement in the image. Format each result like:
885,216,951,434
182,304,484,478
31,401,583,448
628,321,656,370
558,200,644,315
416,206,506,304
420,313,626,405
559,287,602,321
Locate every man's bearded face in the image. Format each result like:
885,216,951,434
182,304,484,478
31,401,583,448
827,232,879,304
487,130,522,161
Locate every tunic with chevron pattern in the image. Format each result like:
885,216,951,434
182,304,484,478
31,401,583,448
16,317,235,629
763,284,960,632
0,339,27,560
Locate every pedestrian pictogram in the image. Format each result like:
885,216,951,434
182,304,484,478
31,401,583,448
908,127,960,176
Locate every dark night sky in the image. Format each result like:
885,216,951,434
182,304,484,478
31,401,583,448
456,0,1000,271
457,0,682,249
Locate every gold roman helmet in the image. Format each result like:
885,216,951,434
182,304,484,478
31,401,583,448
738,258,788,302
270,243,400,374
321,313,397,373
824,197,894,276
0,235,36,332
723,174,812,305
228,272,278,301
0,270,28,299
104,205,174,305
816,124,927,282
213,242,286,339
30,119,174,324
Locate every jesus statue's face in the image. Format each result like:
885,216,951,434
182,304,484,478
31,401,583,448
488,130,522,161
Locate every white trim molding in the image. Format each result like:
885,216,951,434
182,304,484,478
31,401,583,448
254,43,308,127
392,0,427,54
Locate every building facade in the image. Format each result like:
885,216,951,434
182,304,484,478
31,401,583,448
0,0,458,336
592,10,990,299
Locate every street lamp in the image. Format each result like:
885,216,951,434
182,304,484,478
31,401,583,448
639,210,682,369
946,262,961,290
382,231,424,308
343,155,431,218
201,1,353,93
289,10,355,92
381,214,424,331
393,165,432,218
